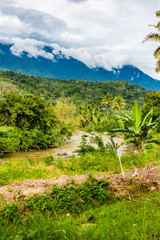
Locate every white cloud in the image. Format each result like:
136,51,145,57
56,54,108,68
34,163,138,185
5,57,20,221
0,0,160,79
67,0,87,2
10,38,55,60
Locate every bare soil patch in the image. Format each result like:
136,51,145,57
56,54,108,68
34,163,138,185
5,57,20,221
0,166,159,203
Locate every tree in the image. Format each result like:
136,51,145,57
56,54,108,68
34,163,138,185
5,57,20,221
101,93,113,105
129,101,134,110
79,104,94,128
141,91,160,131
54,97,78,134
101,93,113,115
106,102,157,150
112,95,125,111
0,92,58,132
143,10,160,72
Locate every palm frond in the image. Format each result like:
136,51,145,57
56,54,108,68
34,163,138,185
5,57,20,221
154,46,160,59
149,22,160,29
142,33,160,43
156,10,160,17
106,137,120,153
155,60,160,72
146,122,158,128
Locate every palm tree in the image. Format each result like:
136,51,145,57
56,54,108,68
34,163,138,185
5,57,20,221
79,104,94,127
101,93,113,105
101,93,113,115
112,95,125,111
143,10,160,72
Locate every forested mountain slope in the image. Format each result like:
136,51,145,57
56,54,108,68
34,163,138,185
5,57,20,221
0,71,150,106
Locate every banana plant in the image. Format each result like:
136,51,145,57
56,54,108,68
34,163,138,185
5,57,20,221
105,102,157,150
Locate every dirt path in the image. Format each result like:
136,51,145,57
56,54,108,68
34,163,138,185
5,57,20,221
0,166,160,203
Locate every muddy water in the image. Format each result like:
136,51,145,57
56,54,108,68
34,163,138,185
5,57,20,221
2,131,136,161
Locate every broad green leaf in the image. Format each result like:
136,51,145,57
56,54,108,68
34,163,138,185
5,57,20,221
140,108,153,128
133,102,141,131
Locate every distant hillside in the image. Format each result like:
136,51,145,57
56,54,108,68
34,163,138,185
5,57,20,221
0,76,21,98
0,42,160,91
0,71,150,107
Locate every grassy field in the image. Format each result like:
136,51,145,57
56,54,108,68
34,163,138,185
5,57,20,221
0,141,160,239
0,179,160,240
0,144,160,186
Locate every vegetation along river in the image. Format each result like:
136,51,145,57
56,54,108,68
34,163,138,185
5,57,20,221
2,131,136,162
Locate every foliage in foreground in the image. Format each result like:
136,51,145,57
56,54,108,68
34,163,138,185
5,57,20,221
0,178,160,240
0,176,115,219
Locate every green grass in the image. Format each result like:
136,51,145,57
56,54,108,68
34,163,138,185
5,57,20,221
0,147,160,239
0,157,62,186
0,126,13,132
0,179,159,240
0,143,160,186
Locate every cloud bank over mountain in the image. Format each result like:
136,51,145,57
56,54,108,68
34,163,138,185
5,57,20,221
0,0,160,79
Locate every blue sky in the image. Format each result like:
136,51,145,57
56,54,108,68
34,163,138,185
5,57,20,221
0,0,160,79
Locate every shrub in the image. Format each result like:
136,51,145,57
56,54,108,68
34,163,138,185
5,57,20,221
43,155,55,166
0,128,63,152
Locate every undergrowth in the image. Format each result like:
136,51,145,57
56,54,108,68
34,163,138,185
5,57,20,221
0,177,160,240
0,143,160,186
0,176,117,220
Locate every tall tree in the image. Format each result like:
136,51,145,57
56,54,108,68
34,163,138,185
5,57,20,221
141,91,160,131
143,10,160,72
101,93,113,105
54,97,78,133
112,95,125,111
101,93,113,115
0,92,58,132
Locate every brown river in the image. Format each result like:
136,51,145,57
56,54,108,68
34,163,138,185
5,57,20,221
2,131,136,161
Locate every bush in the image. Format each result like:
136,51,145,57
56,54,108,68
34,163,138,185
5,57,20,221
43,155,55,166
0,128,63,153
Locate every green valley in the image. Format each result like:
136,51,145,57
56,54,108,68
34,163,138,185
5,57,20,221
0,71,160,240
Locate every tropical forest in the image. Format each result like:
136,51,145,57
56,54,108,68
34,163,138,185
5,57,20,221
0,6,160,240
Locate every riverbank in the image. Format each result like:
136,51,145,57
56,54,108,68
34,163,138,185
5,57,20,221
1,130,133,162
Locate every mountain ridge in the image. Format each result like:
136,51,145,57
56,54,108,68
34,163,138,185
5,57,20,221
0,42,160,91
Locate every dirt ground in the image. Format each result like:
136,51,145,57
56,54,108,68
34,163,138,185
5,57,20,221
0,166,160,203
